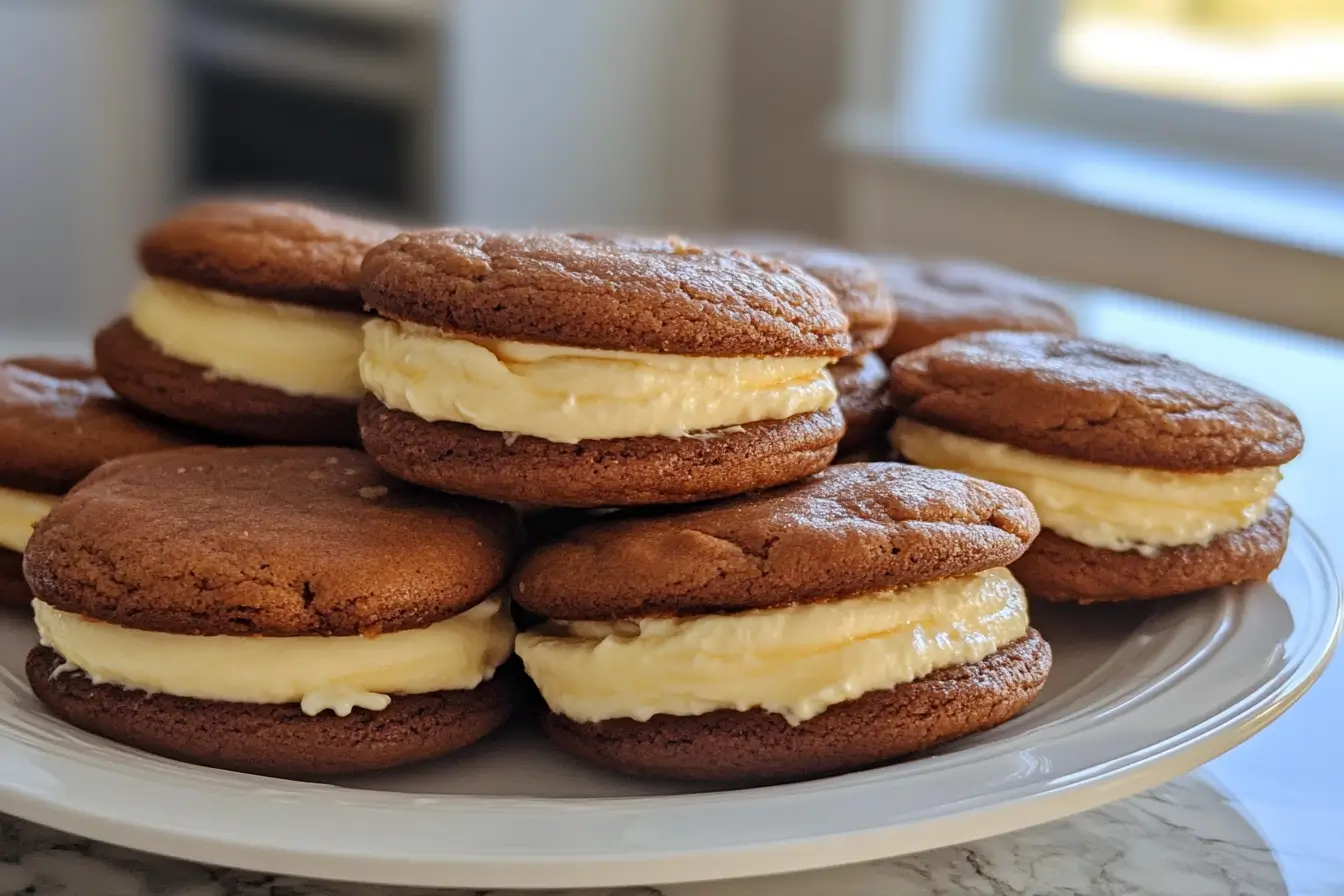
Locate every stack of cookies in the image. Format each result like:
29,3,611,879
4,198,1303,785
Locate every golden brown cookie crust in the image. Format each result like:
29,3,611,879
511,462,1039,619
24,446,519,636
1012,500,1291,603
834,352,893,454
0,356,196,494
541,630,1050,782
877,257,1076,361
138,199,401,313
359,397,843,510
710,235,895,354
28,647,521,777
94,318,360,447
889,331,1303,471
360,229,852,357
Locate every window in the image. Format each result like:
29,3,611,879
988,0,1344,182
835,0,1344,257
1057,0,1344,111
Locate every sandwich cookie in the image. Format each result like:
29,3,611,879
0,357,194,607
715,235,897,453
358,229,851,507
95,201,400,445
514,463,1050,782
25,446,520,776
877,258,1076,362
890,332,1302,602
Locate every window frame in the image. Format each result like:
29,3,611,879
980,0,1344,183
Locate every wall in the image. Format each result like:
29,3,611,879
724,0,846,239
0,0,169,339
450,0,729,233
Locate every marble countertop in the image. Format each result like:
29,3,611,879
1,290,1341,895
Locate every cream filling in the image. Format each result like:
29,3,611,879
0,486,59,553
359,318,838,443
33,596,514,716
128,278,367,399
515,568,1028,725
892,417,1280,556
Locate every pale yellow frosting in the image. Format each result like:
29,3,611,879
359,318,838,443
515,568,1028,725
0,486,59,553
33,597,514,716
892,418,1280,556
129,278,367,399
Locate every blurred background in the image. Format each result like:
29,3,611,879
4,0,1344,344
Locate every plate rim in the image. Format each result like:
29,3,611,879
0,522,1338,890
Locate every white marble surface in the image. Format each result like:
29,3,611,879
1,290,1342,894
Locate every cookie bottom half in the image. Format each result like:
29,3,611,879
27,646,522,776
359,397,844,508
95,318,359,447
541,629,1050,782
1011,500,1290,603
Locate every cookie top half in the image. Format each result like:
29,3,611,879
878,258,1077,359
361,229,852,357
138,200,402,313
890,331,1304,470
0,357,195,494
25,446,519,636
512,462,1038,619
713,234,895,355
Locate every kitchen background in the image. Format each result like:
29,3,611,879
4,0,1344,343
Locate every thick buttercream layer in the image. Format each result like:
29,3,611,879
359,319,837,443
33,596,514,717
515,568,1028,725
0,486,60,553
129,278,367,399
892,417,1280,556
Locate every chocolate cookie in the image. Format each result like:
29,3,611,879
28,648,522,777
0,357,195,495
138,199,401,313
514,463,1049,781
877,258,1076,361
833,352,893,454
362,230,850,357
706,234,895,355
1012,500,1292,603
513,463,1038,619
98,200,400,445
543,630,1050,782
358,228,850,508
0,356,196,608
359,398,844,509
95,319,360,447
890,332,1302,602
26,446,517,635
889,332,1302,471
25,446,522,775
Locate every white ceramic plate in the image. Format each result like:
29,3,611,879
0,525,1338,890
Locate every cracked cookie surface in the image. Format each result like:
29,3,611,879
361,228,852,357
139,199,401,313
23,446,518,635
510,462,1039,619
889,331,1303,471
